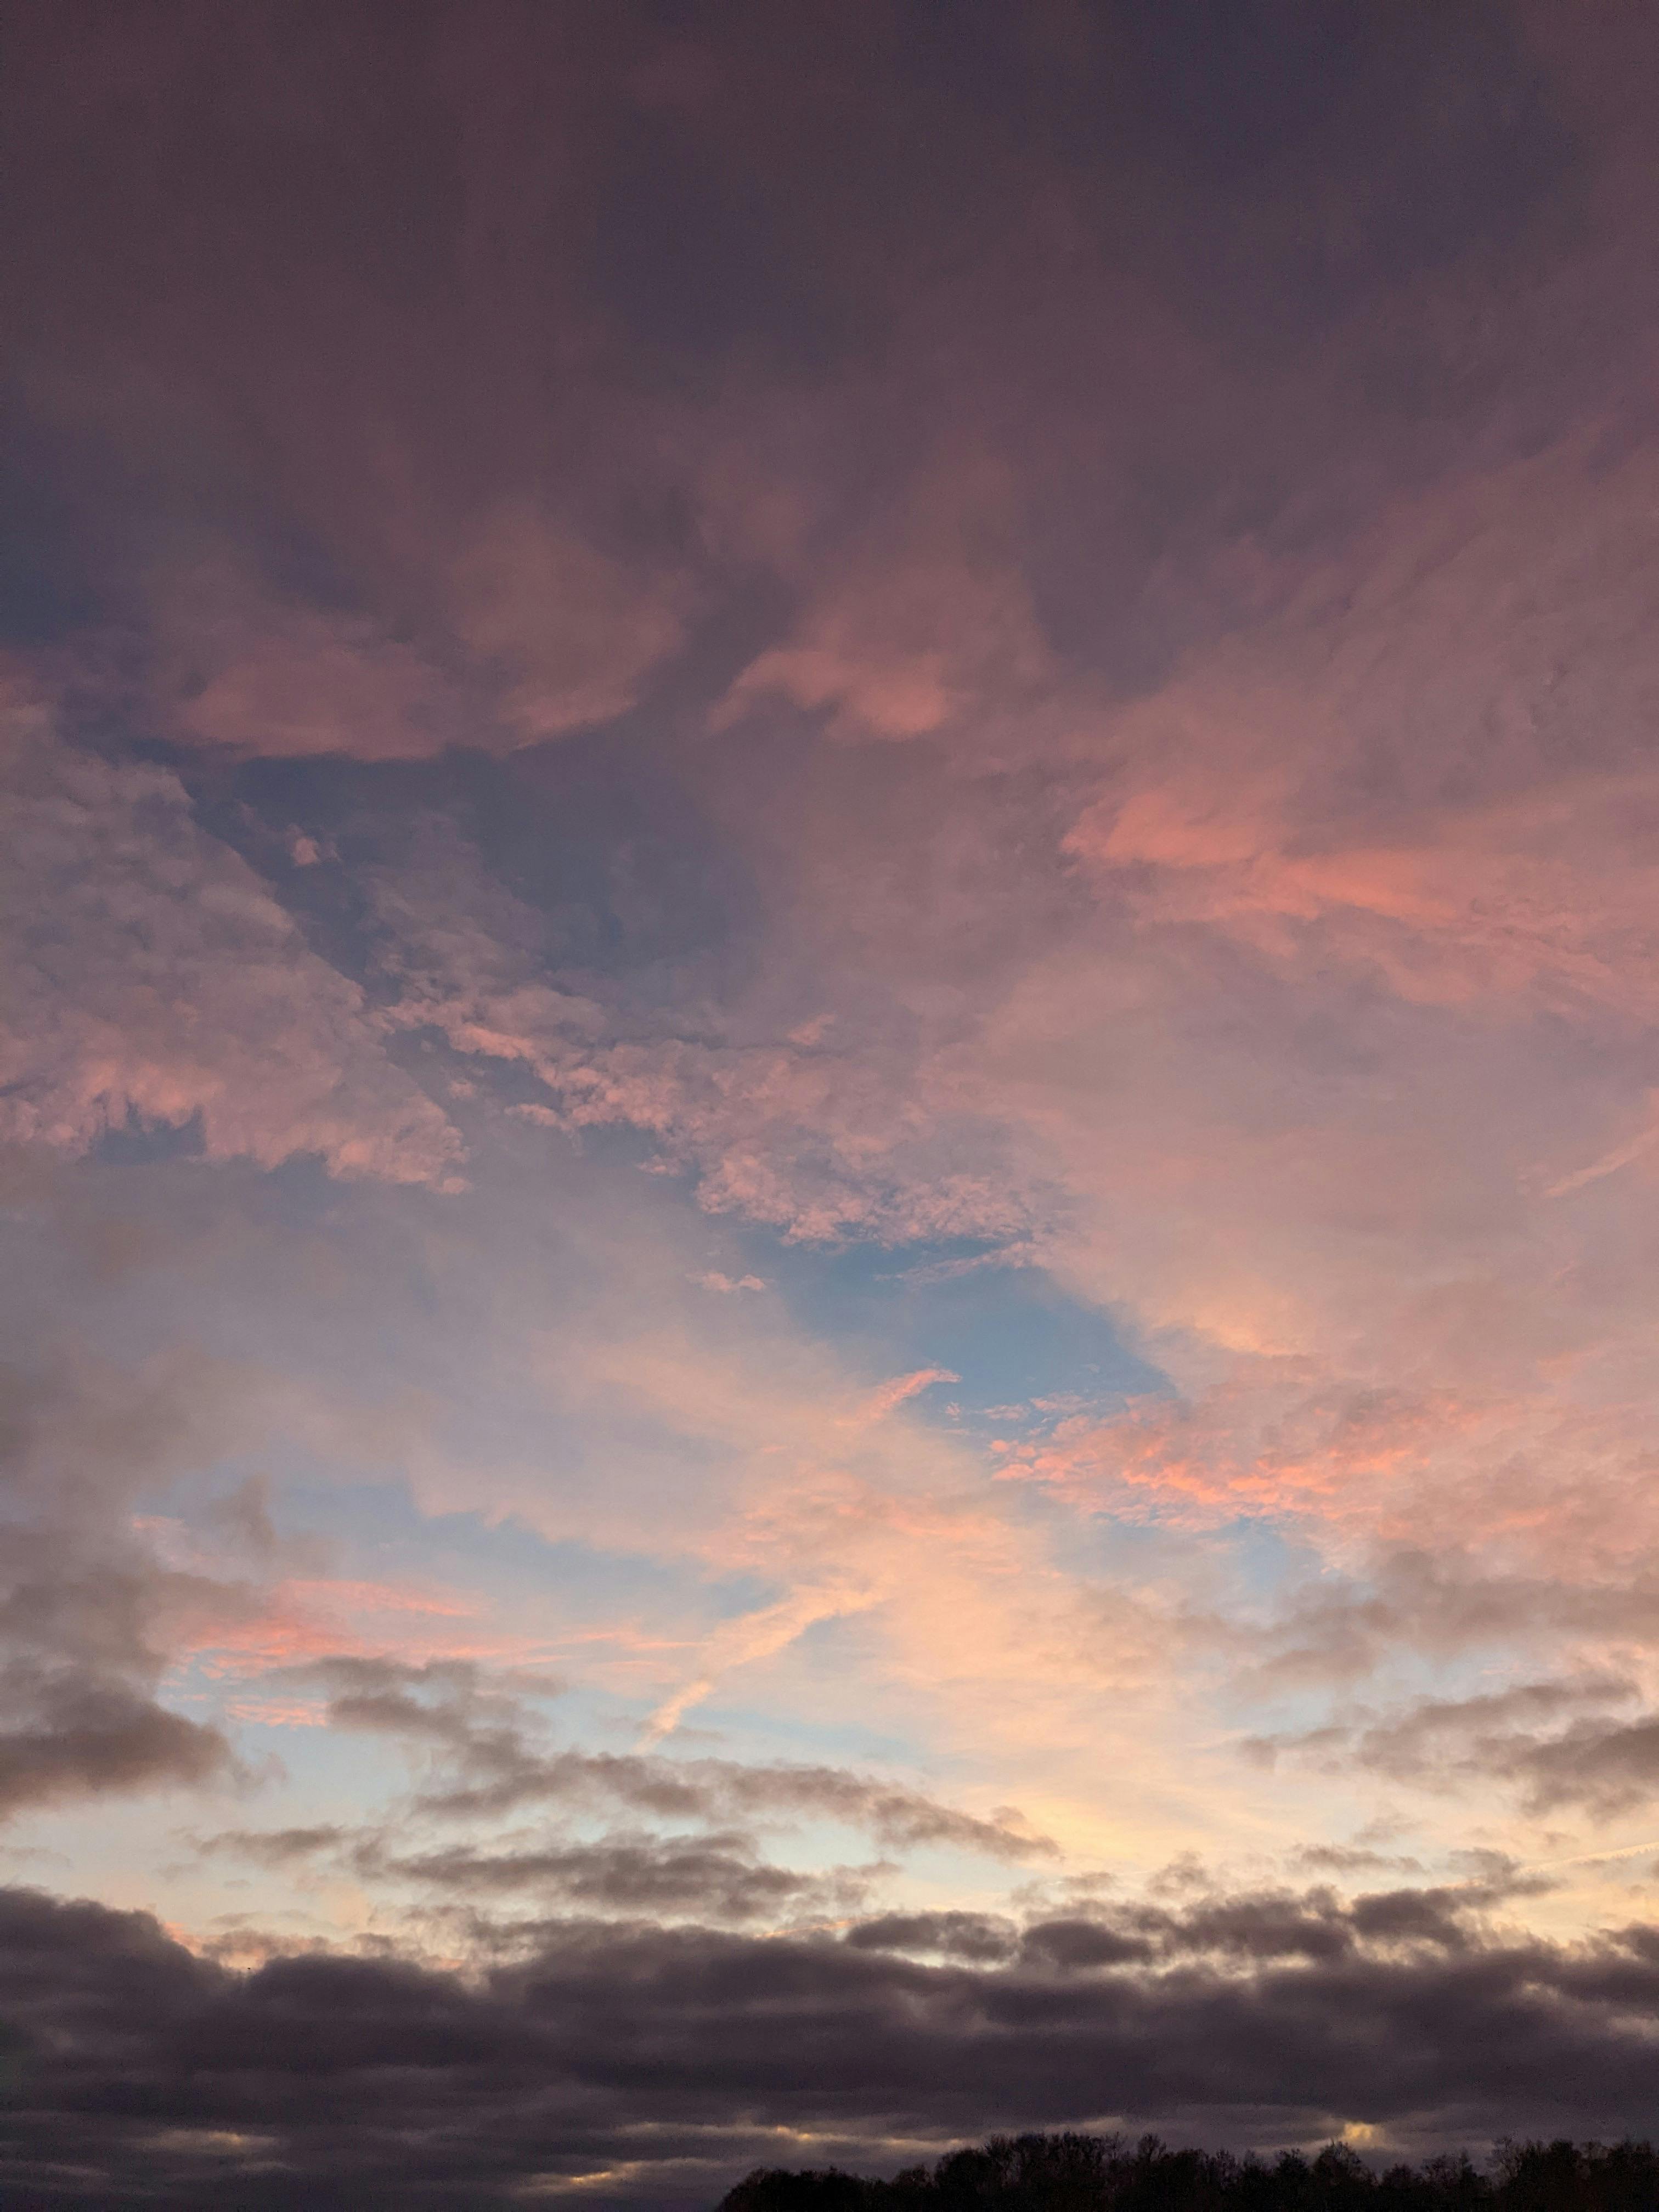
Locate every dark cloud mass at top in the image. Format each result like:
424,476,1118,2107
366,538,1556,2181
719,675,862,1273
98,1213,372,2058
7,1,1659,2204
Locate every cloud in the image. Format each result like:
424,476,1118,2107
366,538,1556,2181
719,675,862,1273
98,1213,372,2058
1062,431,1659,1021
8,1878,1659,2205
140,506,690,760
176,1574,484,1678
357,1831,872,1925
1203,1550,1659,1699
0,693,462,1183
843,1911,1020,1963
197,1827,349,1871
207,1811,878,1928
295,1656,1054,1864
145,551,466,759
638,1582,881,1743
850,1370,960,1427
0,1355,278,1821
390,970,1042,1249
10,0,1659,2140
0,1666,228,1818
991,1366,1483,1533
448,501,689,744
1505,1716,1659,1820
1250,1677,1652,1811
360,813,1053,1248
715,459,1056,747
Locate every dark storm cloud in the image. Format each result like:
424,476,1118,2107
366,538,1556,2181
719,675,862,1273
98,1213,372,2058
300,1655,1055,1860
8,1878,1659,2208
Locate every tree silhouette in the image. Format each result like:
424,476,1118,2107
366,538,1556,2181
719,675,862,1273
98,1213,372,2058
716,2132,1659,2212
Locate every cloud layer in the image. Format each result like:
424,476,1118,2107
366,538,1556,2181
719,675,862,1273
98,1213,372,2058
9,1876,1659,2207
8,2,1659,2200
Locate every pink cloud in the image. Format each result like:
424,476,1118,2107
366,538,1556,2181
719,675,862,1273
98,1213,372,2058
849,1369,961,1427
148,554,465,760
716,456,1056,747
0,689,463,1184
448,501,689,744
1064,431,1659,1023
371,847,1045,1244
181,1575,511,1682
138,506,690,760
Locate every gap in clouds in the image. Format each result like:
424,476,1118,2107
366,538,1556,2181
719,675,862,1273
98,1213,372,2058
735,1234,1166,1427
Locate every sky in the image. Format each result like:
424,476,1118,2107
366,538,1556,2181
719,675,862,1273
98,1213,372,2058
7,2,1659,2203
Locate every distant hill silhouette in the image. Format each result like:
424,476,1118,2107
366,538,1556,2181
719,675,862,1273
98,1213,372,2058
717,2131,1659,2211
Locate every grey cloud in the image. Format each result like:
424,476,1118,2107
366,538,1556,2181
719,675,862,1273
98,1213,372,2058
1017,1918,1155,1971
197,1827,351,1871
844,1912,1019,1964
198,1813,875,1930
1291,1844,1424,1877
1217,1551,1659,1696
1346,1888,1491,1951
712,1767,1054,1864
7,1879,1659,2207
840,1878,1543,1979
0,1359,272,1821
1506,1716,1659,1818
362,1832,871,1925
1008,1877,1537,1976
1251,1676,1646,1807
303,1656,546,1794
0,1664,228,1817
302,1655,1054,1863
1129,1893,1355,1966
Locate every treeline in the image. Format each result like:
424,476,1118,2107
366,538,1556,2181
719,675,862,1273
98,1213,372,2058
718,2131,1659,2211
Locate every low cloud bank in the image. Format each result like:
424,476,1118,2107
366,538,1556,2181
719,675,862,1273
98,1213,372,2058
6,1882,1659,2207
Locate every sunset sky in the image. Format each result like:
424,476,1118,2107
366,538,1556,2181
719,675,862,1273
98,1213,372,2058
8,4,1659,2204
